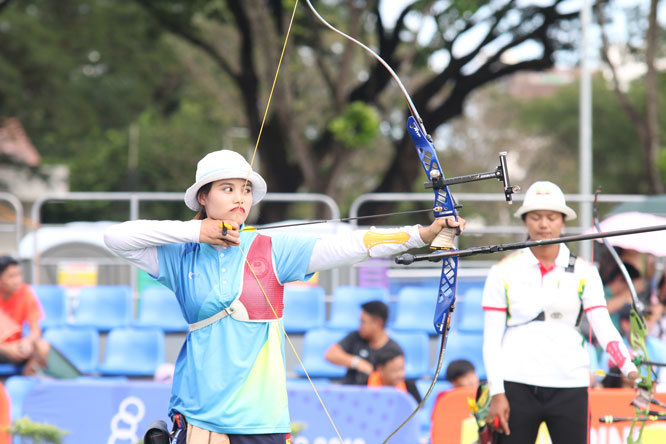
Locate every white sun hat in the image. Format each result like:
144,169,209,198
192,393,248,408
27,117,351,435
184,150,267,211
514,181,577,220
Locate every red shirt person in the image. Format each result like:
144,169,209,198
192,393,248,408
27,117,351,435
0,256,49,375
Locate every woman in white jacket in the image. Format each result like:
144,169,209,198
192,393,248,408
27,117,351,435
104,149,464,444
482,181,637,444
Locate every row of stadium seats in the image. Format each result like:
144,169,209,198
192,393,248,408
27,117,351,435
33,285,188,332
297,328,486,380
0,327,164,377
32,282,485,334
0,326,486,379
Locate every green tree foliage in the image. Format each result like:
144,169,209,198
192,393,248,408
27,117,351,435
328,101,380,149
132,0,582,221
515,74,666,195
0,0,585,224
0,0,240,221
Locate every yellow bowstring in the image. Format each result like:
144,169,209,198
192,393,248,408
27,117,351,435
238,1,344,441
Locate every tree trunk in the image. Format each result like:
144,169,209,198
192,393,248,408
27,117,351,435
644,0,663,193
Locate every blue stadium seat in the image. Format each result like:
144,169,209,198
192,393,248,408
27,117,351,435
43,327,99,374
70,285,133,330
4,376,38,420
32,285,68,328
134,286,188,332
99,328,165,376
282,286,326,333
326,286,389,330
294,328,346,378
391,286,438,334
388,330,430,379
437,331,486,381
455,280,485,333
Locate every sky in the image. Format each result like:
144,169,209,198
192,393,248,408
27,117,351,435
378,0,666,71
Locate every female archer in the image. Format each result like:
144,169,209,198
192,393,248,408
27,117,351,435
482,181,637,444
104,149,465,444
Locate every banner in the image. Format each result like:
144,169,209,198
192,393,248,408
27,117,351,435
430,387,666,444
15,379,420,443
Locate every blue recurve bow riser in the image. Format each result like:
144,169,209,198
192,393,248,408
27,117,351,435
407,115,458,334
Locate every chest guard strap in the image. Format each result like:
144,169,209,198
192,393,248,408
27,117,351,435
188,234,284,332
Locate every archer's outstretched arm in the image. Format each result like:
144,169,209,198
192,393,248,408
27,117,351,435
307,217,465,273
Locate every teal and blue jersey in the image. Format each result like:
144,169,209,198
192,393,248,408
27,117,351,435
155,231,316,434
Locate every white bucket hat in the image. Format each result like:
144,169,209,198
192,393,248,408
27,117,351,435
514,181,577,220
184,150,267,211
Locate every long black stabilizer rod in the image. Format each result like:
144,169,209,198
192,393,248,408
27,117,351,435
600,413,666,423
396,224,666,265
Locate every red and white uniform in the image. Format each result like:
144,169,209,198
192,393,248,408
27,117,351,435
482,244,636,396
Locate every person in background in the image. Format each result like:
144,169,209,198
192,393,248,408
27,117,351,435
367,347,421,404
0,255,50,375
599,249,660,332
482,181,637,444
602,262,643,320
445,359,480,389
601,304,666,391
325,300,402,385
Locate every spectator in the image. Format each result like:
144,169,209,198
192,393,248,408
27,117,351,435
0,255,50,375
445,359,480,389
613,304,666,389
602,262,643,319
367,347,421,403
325,300,402,385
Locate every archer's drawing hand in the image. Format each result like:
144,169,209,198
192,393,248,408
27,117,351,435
199,219,241,247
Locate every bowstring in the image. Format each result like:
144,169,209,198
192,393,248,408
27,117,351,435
238,1,344,441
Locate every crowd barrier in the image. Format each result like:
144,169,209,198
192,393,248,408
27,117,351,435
5,378,666,443
430,387,666,444
1,378,419,444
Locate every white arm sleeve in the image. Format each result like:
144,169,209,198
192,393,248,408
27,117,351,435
483,309,507,396
104,220,202,276
307,225,426,274
587,307,638,376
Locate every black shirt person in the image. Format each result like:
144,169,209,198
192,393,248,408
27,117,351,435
325,300,401,384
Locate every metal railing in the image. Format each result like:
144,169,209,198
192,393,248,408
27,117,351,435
3,189,656,289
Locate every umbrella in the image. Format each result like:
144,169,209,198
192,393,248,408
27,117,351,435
610,195,666,216
584,212,666,257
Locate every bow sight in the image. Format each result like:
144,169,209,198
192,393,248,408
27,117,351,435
423,151,520,204
406,116,519,219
